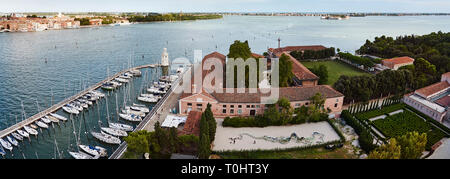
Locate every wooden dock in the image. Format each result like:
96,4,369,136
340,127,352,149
0,64,157,139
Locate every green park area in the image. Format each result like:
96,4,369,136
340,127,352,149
302,60,370,85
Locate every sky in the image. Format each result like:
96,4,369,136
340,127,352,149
0,0,449,13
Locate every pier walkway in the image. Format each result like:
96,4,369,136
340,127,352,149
109,66,189,159
0,64,158,139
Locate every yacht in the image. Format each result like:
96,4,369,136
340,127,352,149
101,82,115,91
101,127,128,137
115,77,129,83
16,129,29,138
90,90,105,98
129,105,149,113
130,70,142,76
63,104,80,115
91,132,121,144
69,151,94,159
24,126,38,136
6,135,18,147
119,113,142,122
11,132,23,141
46,115,60,123
121,108,145,117
35,120,49,129
41,117,52,124
79,145,107,157
69,102,83,111
110,81,122,87
0,138,13,151
29,124,39,129
138,95,159,103
50,113,67,121
109,122,134,132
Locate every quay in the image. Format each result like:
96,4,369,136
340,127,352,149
109,66,190,159
0,64,160,139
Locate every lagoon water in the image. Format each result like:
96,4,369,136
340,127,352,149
0,15,449,158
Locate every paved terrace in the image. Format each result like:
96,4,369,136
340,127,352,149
0,64,158,139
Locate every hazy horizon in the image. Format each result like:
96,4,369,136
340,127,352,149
1,0,449,14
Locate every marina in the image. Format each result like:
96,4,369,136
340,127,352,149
0,61,175,159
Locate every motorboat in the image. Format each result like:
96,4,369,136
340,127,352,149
109,122,134,132
63,104,80,115
77,98,92,106
0,138,13,151
69,151,94,159
138,95,160,103
24,126,38,136
101,127,128,137
91,132,121,144
35,120,49,129
16,129,29,138
50,113,67,121
79,145,107,157
6,135,18,147
11,132,23,141
41,117,51,124
119,113,142,122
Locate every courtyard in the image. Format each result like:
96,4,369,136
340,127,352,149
302,60,370,85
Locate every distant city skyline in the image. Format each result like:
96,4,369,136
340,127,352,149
1,0,450,13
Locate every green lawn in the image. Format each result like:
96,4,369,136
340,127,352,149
372,110,447,150
302,60,370,85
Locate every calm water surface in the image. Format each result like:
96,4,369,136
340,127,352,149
0,15,449,158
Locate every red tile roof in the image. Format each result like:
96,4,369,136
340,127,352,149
382,56,414,65
210,85,343,103
442,72,450,79
435,95,450,107
415,81,450,98
179,111,202,136
279,52,319,80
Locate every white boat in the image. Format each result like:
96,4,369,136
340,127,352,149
101,127,128,137
0,138,13,151
130,105,149,113
147,86,166,94
24,126,38,136
46,115,60,123
130,70,142,76
119,74,132,79
109,122,134,132
78,98,92,105
11,132,23,141
115,77,129,83
90,90,105,98
91,132,121,144
121,108,145,117
50,113,67,121
79,145,107,157
41,117,51,124
17,129,29,138
6,135,18,147
101,83,115,91
63,105,80,115
30,124,39,129
69,102,83,111
119,113,142,122
149,64,156,68
138,96,159,103
110,81,122,87
69,151,94,159
35,120,49,129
